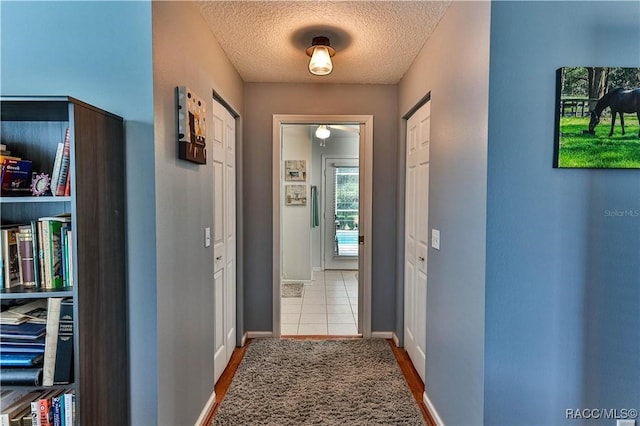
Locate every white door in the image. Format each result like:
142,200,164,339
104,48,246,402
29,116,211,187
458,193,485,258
212,99,236,383
224,109,236,363
404,100,430,381
323,158,359,270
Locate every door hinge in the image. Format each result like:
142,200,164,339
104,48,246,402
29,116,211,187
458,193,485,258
359,235,365,245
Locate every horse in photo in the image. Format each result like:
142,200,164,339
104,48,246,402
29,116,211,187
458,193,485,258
588,87,640,137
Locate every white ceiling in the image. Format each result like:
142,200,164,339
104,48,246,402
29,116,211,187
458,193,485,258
197,1,451,84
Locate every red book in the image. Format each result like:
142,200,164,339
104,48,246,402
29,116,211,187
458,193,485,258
38,396,52,426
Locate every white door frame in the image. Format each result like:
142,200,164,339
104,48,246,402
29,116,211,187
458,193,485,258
273,114,373,338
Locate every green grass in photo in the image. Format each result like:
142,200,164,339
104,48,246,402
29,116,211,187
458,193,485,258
557,115,640,168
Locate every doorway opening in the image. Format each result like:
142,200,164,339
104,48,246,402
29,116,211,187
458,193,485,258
272,115,373,338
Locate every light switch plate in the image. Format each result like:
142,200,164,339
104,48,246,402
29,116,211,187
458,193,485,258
205,227,211,247
431,229,440,250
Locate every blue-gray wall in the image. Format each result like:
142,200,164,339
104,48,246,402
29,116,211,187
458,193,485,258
1,1,156,423
243,83,398,333
398,2,490,424
486,2,640,424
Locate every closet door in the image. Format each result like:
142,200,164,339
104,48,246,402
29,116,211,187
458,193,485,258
224,107,236,364
212,99,236,383
404,100,430,381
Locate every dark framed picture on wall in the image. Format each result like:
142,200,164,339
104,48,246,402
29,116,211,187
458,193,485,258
177,86,207,164
554,66,640,169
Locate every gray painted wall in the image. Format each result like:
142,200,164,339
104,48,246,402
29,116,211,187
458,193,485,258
243,83,398,332
152,2,243,424
398,2,490,424
0,1,156,423
282,126,312,280
486,2,640,424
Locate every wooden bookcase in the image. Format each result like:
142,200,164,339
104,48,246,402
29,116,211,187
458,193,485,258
0,96,129,425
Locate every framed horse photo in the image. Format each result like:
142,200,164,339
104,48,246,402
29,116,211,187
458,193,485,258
554,66,640,169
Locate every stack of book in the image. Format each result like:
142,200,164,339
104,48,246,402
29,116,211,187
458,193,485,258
1,215,73,290
0,388,75,426
0,127,71,197
0,298,74,388
0,143,32,196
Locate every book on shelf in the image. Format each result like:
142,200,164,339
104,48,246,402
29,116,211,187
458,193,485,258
38,215,72,290
0,391,29,412
0,391,42,426
41,298,61,387
52,129,70,197
1,227,20,289
49,144,63,198
0,342,45,354
0,389,73,426
0,299,48,326
37,394,51,426
63,173,70,197
0,159,32,194
0,368,43,386
0,323,46,341
52,299,73,385
63,394,73,426
0,353,43,368
16,225,36,288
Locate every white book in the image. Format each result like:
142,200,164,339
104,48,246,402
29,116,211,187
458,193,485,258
30,401,41,426
50,143,64,197
63,393,74,426
42,298,63,386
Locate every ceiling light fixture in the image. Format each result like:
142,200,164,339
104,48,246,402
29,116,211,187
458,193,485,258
306,36,336,76
315,125,331,139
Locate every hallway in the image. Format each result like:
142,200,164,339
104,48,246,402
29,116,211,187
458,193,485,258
281,270,359,336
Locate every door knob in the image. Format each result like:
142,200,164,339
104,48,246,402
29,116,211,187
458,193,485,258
418,256,425,262
216,256,222,261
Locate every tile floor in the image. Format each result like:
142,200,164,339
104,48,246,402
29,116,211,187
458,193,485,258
281,270,359,336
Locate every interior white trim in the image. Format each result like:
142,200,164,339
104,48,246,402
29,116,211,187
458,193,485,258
194,390,216,426
392,332,400,347
246,331,274,339
423,390,445,426
273,114,373,339
241,332,248,347
371,331,394,339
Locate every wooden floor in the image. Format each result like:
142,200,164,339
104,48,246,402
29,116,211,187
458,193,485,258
203,337,435,426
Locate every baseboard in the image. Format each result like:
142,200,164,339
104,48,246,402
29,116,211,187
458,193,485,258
423,390,445,426
194,390,216,426
371,331,393,339
241,332,248,346
246,331,273,338
392,332,400,347
282,279,313,284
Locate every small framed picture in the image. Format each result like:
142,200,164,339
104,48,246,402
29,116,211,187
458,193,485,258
285,160,306,181
177,86,207,164
285,185,307,206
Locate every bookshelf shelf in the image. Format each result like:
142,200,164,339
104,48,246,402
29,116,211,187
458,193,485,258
1,96,128,424
0,196,72,204
0,286,74,299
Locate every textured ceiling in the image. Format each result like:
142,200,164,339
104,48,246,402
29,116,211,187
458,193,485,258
197,1,451,84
